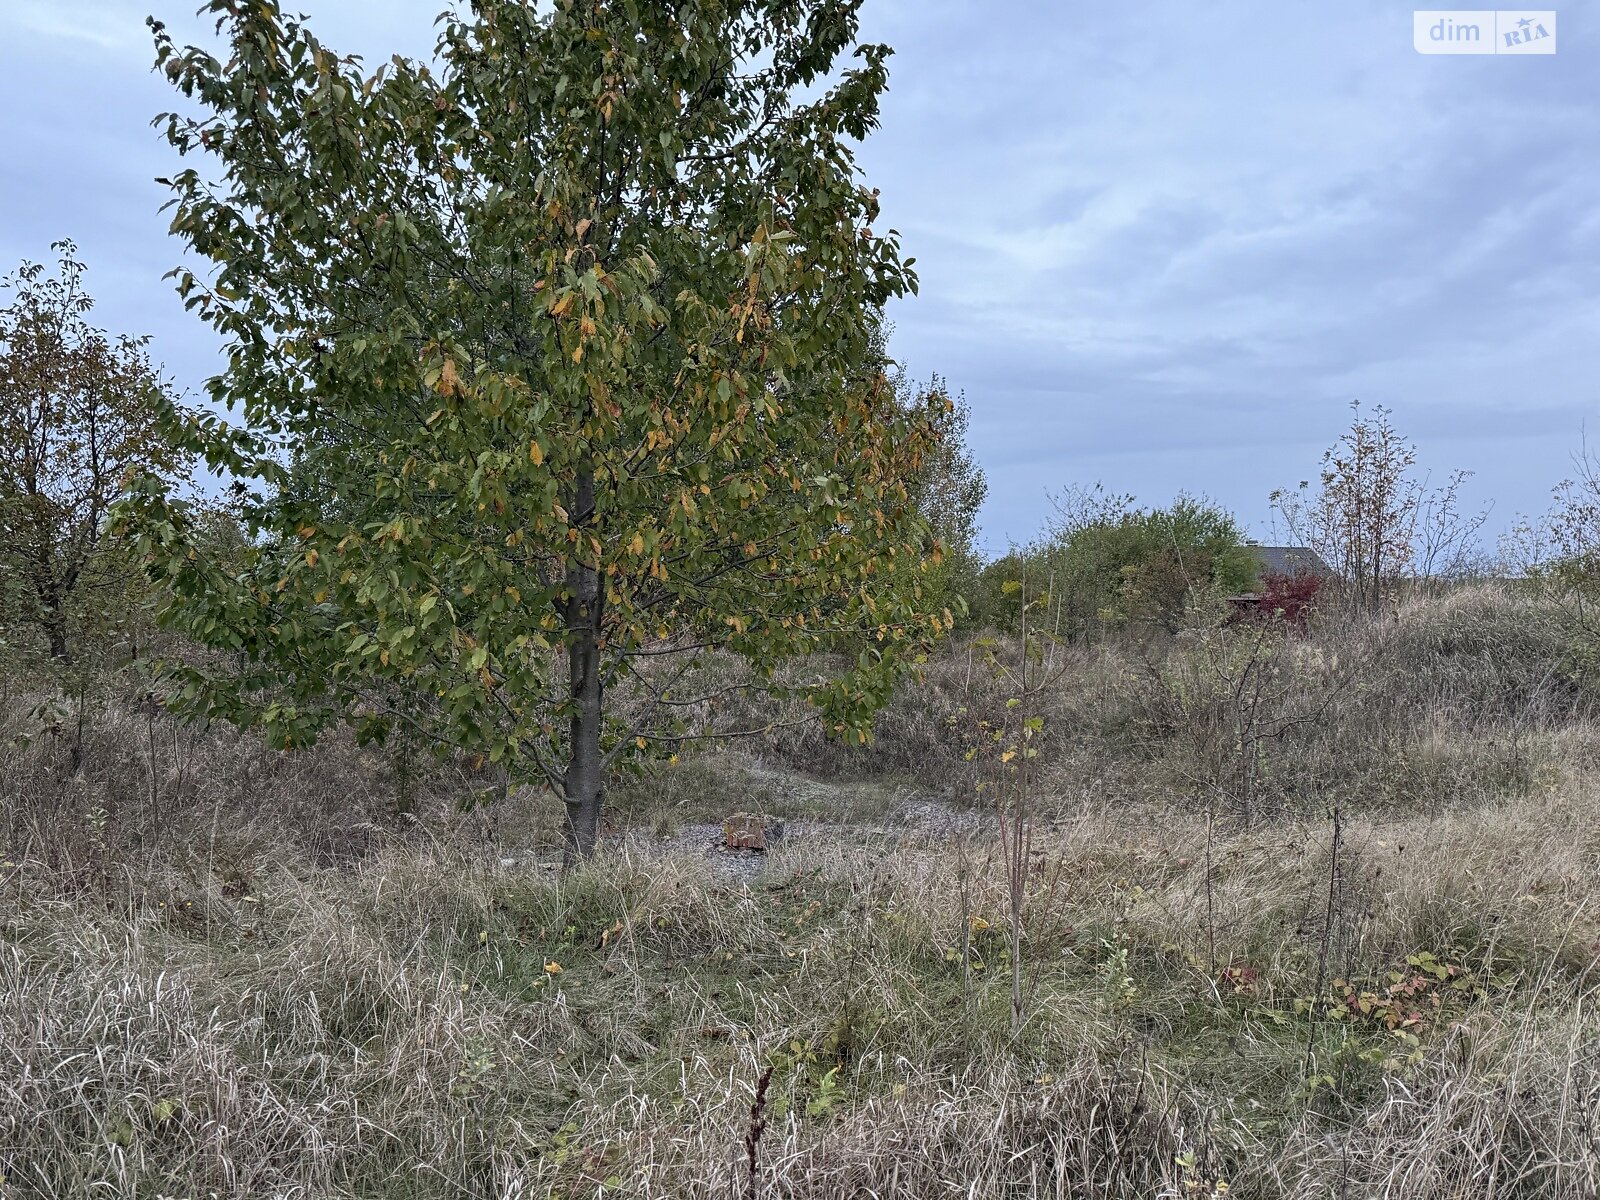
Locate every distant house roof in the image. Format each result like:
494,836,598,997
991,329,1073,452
1248,545,1334,581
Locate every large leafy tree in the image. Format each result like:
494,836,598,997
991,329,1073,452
127,0,950,859
0,243,187,664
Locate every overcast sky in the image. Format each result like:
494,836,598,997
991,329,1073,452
3,2,1597,551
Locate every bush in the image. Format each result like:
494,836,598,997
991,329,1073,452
968,494,1254,636
1254,571,1324,626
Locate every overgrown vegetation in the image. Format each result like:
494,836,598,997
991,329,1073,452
6,246,1596,1193
4,583,1599,1198
972,491,1255,635
4,4,1598,1199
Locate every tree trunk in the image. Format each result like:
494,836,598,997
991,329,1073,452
38,581,71,664
562,629,603,865
45,619,71,664
561,469,604,866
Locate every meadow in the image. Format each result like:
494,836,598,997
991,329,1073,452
4,582,1598,1199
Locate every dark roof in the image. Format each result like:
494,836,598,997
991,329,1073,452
1248,545,1334,580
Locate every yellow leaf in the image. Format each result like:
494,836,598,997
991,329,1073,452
437,358,461,396
544,960,563,976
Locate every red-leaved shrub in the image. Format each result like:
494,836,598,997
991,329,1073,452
1257,571,1324,626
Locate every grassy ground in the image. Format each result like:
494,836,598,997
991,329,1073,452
3,585,1600,1198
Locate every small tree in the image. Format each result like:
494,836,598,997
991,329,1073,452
963,571,1063,1035
1546,443,1600,582
1525,438,1600,649
904,376,986,615
863,320,987,622
1031,482,1135,637
1271,403,1487,613
127,0,949,861
0,243,187,664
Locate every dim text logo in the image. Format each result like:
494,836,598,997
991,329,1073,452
1414,10,1556,53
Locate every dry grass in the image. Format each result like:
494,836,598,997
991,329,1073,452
3,583,1599,1198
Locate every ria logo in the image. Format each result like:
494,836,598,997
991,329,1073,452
1501,13,1553,47
1413,10,1557,54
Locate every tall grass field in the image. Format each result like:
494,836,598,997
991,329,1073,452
3,584,1598,1198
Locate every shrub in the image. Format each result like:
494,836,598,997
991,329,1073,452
1256,571,1324,626
969,494,1253,637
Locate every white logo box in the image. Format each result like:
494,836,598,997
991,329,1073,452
1414,10,1556,54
